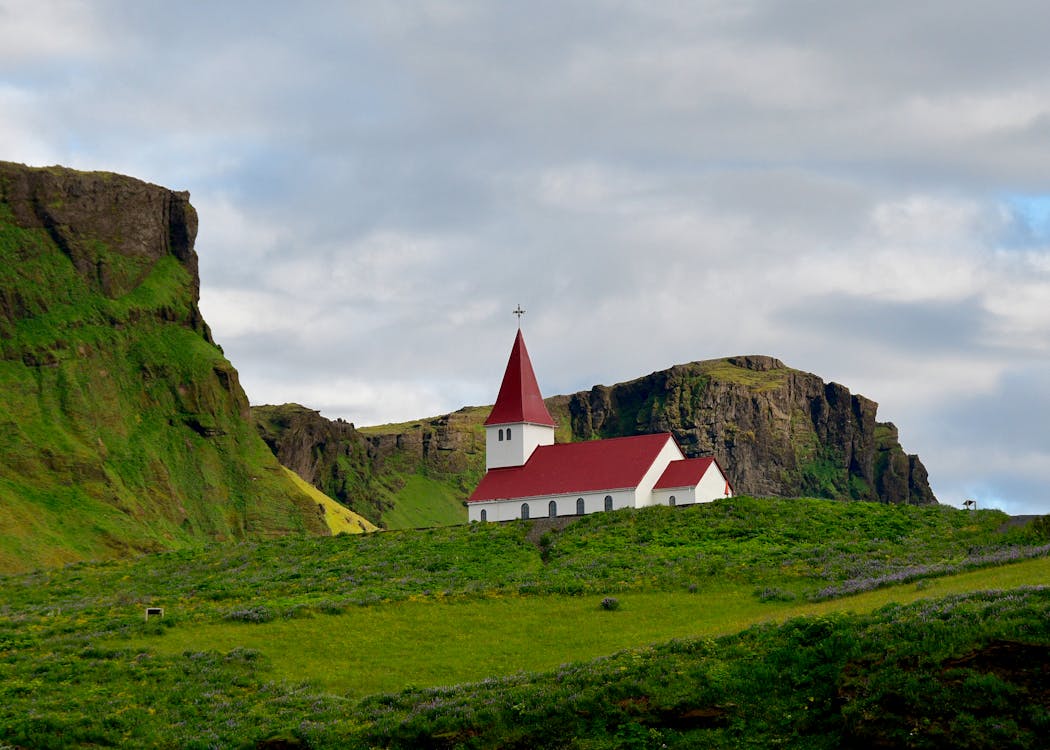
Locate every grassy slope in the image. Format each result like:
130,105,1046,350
128,557,1050,697
0,498,1047,747
357,405,496,528
281,467,377,535
0,195,329,573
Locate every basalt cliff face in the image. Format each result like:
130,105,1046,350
0,162,331,572
569,355,934,505
255,356,935,529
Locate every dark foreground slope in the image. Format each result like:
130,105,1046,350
256,356,934,528
0,162,330,572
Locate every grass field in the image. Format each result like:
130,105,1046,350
122,555,1050,697
2,498,1048,748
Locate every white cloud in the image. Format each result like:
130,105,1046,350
0,0,104,63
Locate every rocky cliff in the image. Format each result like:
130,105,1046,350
0,162,337,572
255,356,934,529
568,355,935,504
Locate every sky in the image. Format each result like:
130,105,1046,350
2,1,1048,514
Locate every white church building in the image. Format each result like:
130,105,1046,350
468,328,732,522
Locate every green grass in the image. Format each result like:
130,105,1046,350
1,497,1048,747
122,556,1050,697
698,358,791,391
378,472,468,528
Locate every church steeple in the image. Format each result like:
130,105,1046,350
484,327,556,470
485,329,556,428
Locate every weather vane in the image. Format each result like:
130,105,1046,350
513,304,525,328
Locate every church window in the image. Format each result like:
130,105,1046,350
498,428,504,441
576,497,585,515
604,495,613,511
521,503,530,520
669,495,676,507
480,509,487,522
507,427,512,440
548,500,557,518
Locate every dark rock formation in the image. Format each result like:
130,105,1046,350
567,356,935,505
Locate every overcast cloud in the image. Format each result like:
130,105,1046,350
2,0,1047,514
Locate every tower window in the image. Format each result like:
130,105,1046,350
506,427,512,440
498,428,504,441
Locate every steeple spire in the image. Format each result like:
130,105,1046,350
485,329,556,427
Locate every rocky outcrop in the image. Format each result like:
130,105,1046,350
567,356,935,505
253,403,388,522
0,162,209,336
0,162,331,573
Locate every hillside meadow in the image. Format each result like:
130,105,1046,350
1,496,1048,748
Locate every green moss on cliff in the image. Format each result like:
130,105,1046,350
0,164,330,573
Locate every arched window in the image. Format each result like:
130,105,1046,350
520,503,530,520
548,500,557,518
480,509,487,522
498,428,504,441
576,497,585,515
669,495,676,507
506,427,511,440
604,495,613,511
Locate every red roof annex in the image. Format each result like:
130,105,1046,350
484,329,556,427
654,457,728,490
469,433,675,502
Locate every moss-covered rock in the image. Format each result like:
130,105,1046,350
0,161,331,573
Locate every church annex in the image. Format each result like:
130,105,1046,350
468,328,732,522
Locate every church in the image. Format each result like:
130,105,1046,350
468,326,733,522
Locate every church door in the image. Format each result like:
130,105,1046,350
576,497,585,515
521,503,530,520
548,500,557,518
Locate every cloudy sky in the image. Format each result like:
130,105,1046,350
3,1,1048,514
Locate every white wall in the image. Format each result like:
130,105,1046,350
632,438,685,507
484,422,555,470
651,462,732,507
695,461,732,502
468,489,635,522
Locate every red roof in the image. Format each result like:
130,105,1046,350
484,330,556,427
469,433,676,502
653,457,728,490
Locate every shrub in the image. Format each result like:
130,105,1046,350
223,606,274,623
600,597,620,611
756,587,797,602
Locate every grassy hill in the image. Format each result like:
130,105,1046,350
0,162,348,573
1,497,1047,747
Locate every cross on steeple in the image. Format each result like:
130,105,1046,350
513,304,526,328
